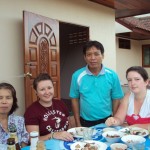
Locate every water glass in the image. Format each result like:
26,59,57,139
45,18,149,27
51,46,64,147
83,128,94,140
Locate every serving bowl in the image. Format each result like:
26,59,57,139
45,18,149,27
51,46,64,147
121,135,146,148
110,143,127,150
102,130,124,143
103,127,117,132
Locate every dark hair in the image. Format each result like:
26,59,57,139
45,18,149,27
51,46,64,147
126,66,149,81
83,40,104,55
33,73,53,91
0,83,18,114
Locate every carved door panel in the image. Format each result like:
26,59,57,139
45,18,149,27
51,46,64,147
23,11,60,108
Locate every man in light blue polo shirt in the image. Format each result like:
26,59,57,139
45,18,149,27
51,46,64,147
69,40,124,127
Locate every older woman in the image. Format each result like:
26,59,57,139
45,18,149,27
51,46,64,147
24,73,73,141
0,82,29,147
105,66,150,129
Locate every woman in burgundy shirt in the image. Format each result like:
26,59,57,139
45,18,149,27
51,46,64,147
24,73,73,141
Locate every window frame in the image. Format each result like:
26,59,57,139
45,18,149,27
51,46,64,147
118,38,131,49
142,44,150,67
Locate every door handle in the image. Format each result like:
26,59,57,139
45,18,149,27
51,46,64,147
24,72,32,77
25,62,32,66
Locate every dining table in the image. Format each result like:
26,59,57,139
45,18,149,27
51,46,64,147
21,123,150,150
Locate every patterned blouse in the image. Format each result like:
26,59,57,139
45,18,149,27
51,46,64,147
0,113,29,144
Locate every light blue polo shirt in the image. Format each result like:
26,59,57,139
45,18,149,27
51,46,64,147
69,65,124,121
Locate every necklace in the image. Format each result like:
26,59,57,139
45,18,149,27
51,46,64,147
43,103,56,118
42,103,62,129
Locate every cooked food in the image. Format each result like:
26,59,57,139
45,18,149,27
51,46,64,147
123,129,130,135
121,127,147,136
132,130,146,136
74,142,99,150
75,143,81,148
75,127,84,135
69,132,75,136
82,143,98,150
127,140,134,143
106,134,120,138
115,148,127,150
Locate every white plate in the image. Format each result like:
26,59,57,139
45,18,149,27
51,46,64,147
70,140,107,150
67,127,97,138
119,127,149,137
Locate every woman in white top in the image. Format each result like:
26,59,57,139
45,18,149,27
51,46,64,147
105,66,150,129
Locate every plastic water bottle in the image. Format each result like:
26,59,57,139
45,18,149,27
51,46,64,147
30,131,39,150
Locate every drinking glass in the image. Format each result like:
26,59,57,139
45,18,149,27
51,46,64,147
83,128,94,140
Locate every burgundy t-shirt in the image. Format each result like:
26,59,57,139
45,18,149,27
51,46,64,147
24,99,69,136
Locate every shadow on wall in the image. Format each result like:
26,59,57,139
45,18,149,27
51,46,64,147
122,85,129,94
62,98,76,128
62,98,73,115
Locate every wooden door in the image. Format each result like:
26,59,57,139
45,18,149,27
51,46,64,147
23,11,60,108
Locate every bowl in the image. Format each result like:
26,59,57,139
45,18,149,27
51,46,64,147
102,131,124,143
103,127,117,132
121,135,146,148
110,143,127,150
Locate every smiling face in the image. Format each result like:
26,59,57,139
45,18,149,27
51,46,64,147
84,46,104,73
0,89,13,115
36,80,54,106
127,71,148,93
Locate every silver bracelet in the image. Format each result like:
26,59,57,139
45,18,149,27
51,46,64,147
50,132,55,139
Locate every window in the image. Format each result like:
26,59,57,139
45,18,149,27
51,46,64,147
118,38,131,49
142,44,150,67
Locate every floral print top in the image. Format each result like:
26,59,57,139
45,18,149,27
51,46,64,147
0,113,29,144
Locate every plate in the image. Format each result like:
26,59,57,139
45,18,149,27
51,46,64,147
67,127,97,138
119,127,149,137
70,140,107,150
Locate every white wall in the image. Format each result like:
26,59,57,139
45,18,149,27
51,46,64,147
0,0,115,115
116,38,150,84
116,38,141,84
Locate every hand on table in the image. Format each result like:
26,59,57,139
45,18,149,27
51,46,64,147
105,117,118,126
53,131,74,141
